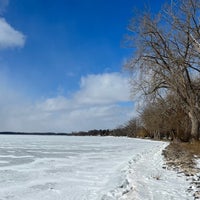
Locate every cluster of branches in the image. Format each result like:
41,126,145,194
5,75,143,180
138,94,193,141
124,0,200,141
117,95,196,142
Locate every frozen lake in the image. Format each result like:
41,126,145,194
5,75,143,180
0,135,191,200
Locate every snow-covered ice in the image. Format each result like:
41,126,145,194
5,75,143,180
0,135,192,200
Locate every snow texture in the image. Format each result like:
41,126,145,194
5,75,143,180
0,135,192,200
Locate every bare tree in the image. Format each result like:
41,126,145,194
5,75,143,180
140,95,191,141
125,0,200,140
124,117,140,137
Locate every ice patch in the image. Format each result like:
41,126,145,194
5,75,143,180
0,136,193,200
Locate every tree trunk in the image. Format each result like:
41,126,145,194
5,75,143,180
189,110,199,141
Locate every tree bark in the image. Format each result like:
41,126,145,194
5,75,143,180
189,110,199,141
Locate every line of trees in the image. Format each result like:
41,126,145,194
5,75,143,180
124,0,200,141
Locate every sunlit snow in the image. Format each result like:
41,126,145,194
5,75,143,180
0,135,192,200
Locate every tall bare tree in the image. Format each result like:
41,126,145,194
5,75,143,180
125,0,200,140
140,95,191,141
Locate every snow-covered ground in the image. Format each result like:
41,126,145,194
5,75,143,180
0,135,192,200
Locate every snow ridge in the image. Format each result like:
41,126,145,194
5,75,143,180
101,142,193,200
101,148,153,200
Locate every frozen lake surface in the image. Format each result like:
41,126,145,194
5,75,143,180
0,135,192,200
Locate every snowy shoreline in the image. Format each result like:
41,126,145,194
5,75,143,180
0,135,194,200
102,141,193,200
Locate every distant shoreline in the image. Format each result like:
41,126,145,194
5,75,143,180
0,129,112,137
0,132,72,136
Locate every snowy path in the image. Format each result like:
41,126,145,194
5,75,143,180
103,142,192,200
0,135,192,200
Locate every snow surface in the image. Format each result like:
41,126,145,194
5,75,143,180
0,135,192,200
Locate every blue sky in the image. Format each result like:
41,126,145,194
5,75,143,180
0,0,166,132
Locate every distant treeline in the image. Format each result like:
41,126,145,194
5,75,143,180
0,129,135,137
0,132,70,136
70,129,131,137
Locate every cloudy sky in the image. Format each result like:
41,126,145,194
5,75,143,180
0,0,165,132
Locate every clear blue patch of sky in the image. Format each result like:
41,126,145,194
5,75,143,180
117,101,134,108
1,0,170,99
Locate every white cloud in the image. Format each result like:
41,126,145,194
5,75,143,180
75,73,130,105
0,72,136,132
0,18,25,49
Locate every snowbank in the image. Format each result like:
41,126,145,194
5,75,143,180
102,142,193,200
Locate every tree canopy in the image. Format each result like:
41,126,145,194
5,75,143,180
125,0,200,140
